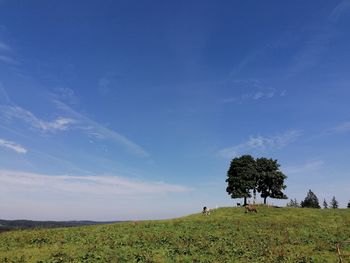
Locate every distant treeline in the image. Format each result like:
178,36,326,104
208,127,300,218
288,189,350,209
0,219,120,232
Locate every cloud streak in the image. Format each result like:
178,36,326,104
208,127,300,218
54,100,150,157
221,80,286,104
218,130,302,158
0,55,20,65
0,88,148,157
0,41,11,51
51,87,78,106
0,139,27,154
329,0,350,21
0,41,20,66
0,170,191,195
228,2,348,80
98,77,112,94
330,121,350,134
0,105,75,133
286,1,350,78
284,160,324,175
222,89,286,104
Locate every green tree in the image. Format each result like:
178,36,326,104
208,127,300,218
256,157,287,205
330,196,338,209
226,155,258,206
323,199,328,209
300,190,320,208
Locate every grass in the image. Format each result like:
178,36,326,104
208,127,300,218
0,206,349,262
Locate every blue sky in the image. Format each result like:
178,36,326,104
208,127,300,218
0,0,350,220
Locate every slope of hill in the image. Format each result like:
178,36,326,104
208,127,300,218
0,207,349,262
0,219,118,233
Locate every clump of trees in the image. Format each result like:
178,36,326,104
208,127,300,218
301,190,320,208
226,155,287,206
287,198,300,208
300,194,342,209
348,201,350,208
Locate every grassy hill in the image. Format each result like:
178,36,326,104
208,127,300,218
0,206,349,262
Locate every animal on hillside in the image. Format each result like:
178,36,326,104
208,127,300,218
245,205,257,213
202,206,211,215
236,202,241,207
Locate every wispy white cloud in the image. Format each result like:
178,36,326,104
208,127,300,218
98,72,119,95
330,121,350,133
221,80,286,104
0,170,191,195
0,41,11,51
229,2,347,80
44,117,75,131
0,139,27,154
0,105,75,133
98,77,112,94
0,55,20,65
284,160,324,175
218,130,302,158
0,87,148,157
286,1,350,78
329,0,350,21
0,41,19,65
286,29,332,78
51,87,78,106
54,100,150,157
243,89,285,101
230,47,266,77
0,84,12,104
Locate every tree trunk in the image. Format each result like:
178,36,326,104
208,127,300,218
264,197,267,205
244,197,247,206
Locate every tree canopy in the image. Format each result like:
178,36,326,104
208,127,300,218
225,155,257,206
226,155,287,205
256,157,287,204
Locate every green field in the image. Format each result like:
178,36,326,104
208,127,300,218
0,207,349,262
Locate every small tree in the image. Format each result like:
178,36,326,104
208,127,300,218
323,199,328,209
301,190,320,208
226,155,258,206
330,196,338,209
347,201,350,208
